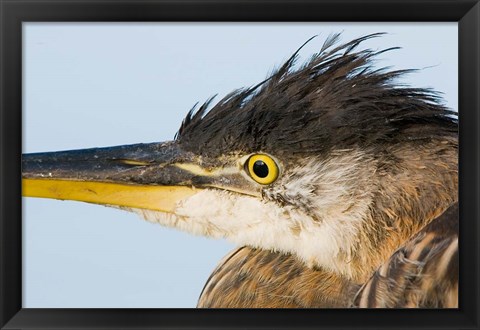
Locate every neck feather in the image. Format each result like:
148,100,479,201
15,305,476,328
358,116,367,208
345,138,458,282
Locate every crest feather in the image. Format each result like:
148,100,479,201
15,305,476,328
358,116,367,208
176,33,457,159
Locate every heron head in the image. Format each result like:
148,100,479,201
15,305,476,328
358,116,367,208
22,34,458,281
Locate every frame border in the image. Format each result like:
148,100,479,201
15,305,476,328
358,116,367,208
1,1,479,329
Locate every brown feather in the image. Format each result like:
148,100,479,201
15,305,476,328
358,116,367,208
197,247,360,308
353,202,458,308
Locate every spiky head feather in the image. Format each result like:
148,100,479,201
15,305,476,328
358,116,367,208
176,33,457,161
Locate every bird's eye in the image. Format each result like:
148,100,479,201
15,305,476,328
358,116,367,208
246,154,279,185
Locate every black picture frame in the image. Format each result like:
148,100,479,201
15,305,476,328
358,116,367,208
1,0,479,329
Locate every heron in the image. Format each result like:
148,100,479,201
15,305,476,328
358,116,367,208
22,33,458,308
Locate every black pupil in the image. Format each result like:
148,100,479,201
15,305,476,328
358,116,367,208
253,160,269,178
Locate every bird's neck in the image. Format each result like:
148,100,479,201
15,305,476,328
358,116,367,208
345,138,458,283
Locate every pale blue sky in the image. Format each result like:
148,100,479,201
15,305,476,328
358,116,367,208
23,23,458,308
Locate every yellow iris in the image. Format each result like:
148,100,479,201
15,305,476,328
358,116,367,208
247,154,279,185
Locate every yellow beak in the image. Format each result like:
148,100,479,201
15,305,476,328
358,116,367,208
22,178,197,213
22,142,200,213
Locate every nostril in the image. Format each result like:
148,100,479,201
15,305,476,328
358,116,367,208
110,159,152,166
